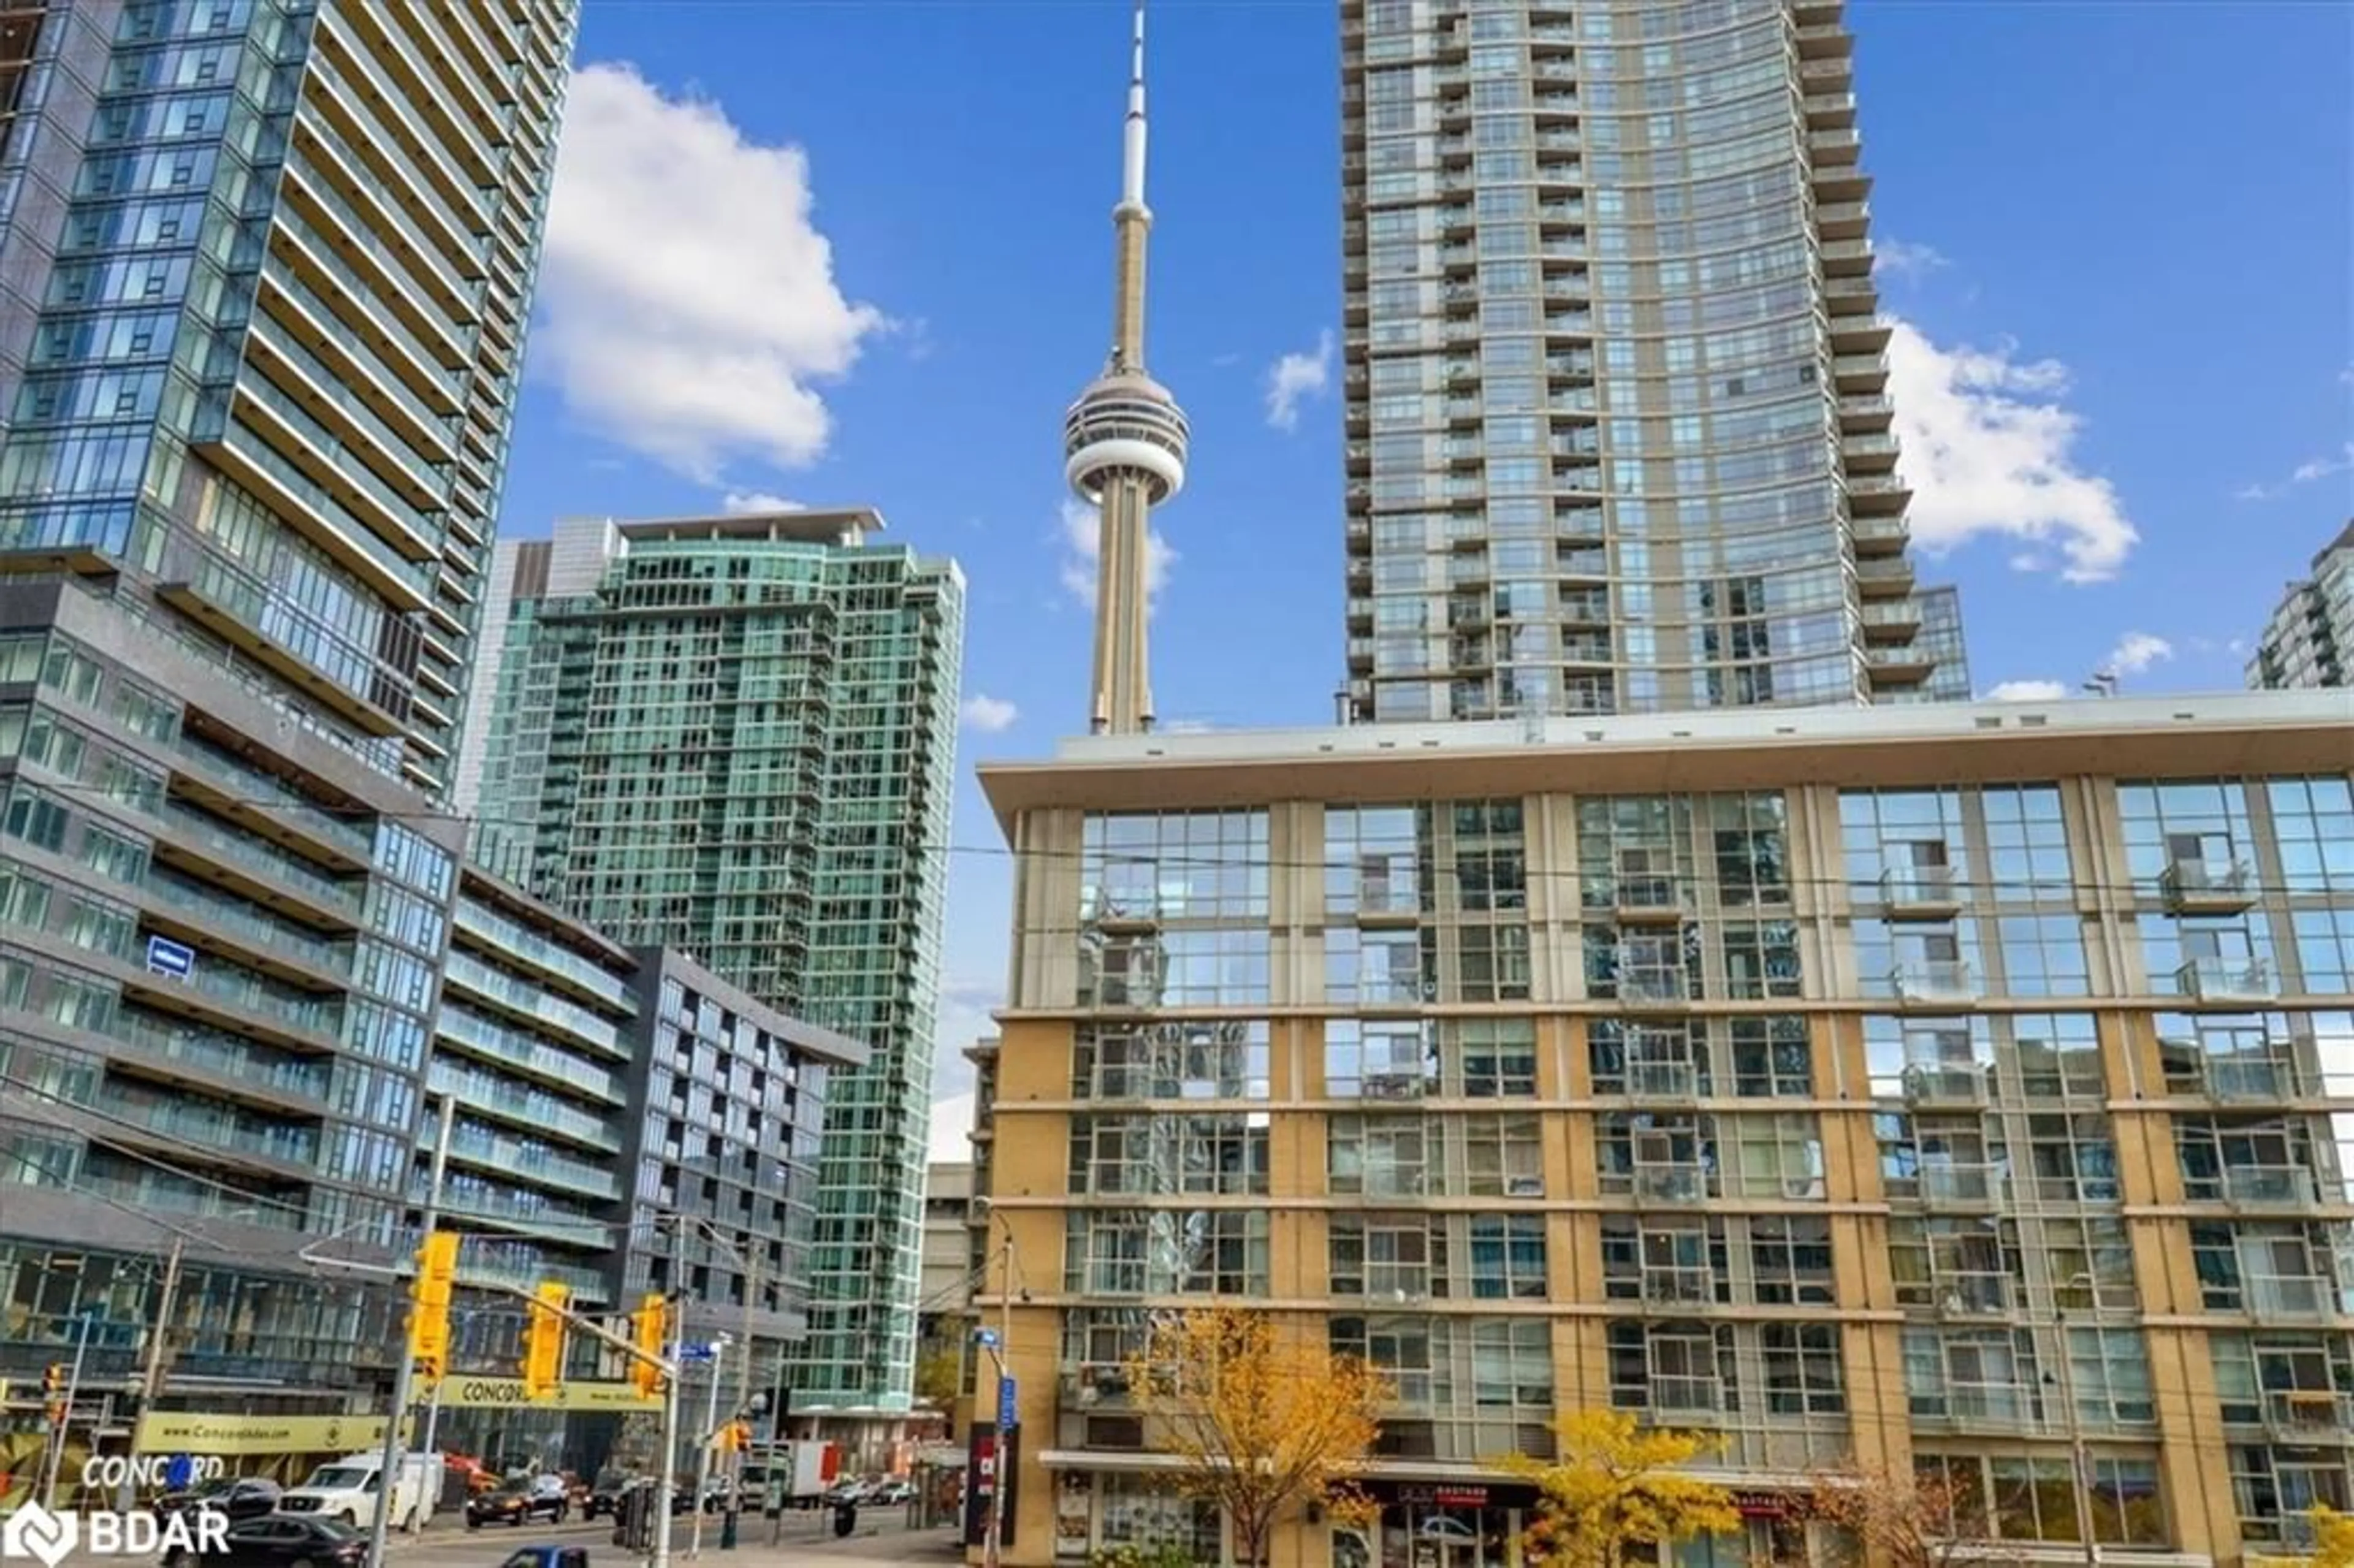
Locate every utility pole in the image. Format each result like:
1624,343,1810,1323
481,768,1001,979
652,1222,687,1568
687,1333,731,1559
981,1224,1016,1568
725,1236,758,1552
2051,1274,2101,1568
39,1309,96,1510
367,1095,454,1568
118,1238,186,1510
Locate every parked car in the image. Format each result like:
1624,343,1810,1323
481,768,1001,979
493,1550,590,1568
154,1478,281,1524
614,1477,695,1520
818,1480,867,1508
161,1516,368,1568
867,1480,914,1507
466,1482,570,1529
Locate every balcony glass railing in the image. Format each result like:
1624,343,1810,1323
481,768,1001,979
1918,1163,2004,1205
159,801,364,920
311,13,488,241
113,1010,334,1103
441,950,623,1056
270,205,463,402
179,956,343,1043
1627,1062,1698,1099
1891,961,1976,1003
238,378,437,553
427,1060,621,1152
290,111,470,313
80,1173,307,1230
1633,1166,1705,1203
452,897,632,1010
445,1125,619,1201
435,1005,622,1105
2216,1166,2317,1206
124,1099,320,1168
2176,957,2277,1002
147,875,351,978
1640,1267,1713,1304
1881,864,1958,905
211,420,433,611
173,736,374,861
250,316,451,499
2162,856,2254,904
419,1178,611,1249
1932,1273,2012,1313
2244,1273,2342,1319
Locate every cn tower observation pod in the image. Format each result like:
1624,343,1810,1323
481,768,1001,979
1064,372,1190,506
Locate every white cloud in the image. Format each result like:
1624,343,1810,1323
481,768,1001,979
1875,239,1949,280
2104,631,2173,676
1056,498,1176,609
961,694,1019,733
539,63,886,481
719,490,803,515
1884,319,2138,584
928,1092,976,1165
1263,330,1335,432
928,976,1002,1103
1984,680,2071,702
2237,443,2354,501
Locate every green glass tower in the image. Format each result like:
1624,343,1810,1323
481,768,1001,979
459,508,965,1431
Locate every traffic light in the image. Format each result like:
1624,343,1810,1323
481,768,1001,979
408,1230,460,1385
714,1420,750,1455
42,1363,66,1424
522,1282,569,1399
630,1293,669,1398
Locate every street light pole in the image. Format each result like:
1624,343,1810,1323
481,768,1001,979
981,1220,1016,1568
367,1094,455,1568
688,1335,731,1559
118,1238,186,1511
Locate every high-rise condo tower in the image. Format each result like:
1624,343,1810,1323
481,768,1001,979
1338,0,1965,721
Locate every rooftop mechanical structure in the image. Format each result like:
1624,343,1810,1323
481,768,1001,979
1066,0,1189,736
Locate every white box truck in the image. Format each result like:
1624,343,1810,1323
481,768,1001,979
275,1452,439,1531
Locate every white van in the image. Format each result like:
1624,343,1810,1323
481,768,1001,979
276,1452,439,1531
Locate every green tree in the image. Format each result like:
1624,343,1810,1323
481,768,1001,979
1501,1410,1742,1568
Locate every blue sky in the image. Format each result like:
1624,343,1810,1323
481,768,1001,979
491,1,2353,1135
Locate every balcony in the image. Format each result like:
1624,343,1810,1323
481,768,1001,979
1918,1163,2005,1206
1632,1165,1706,1204
1648,1375,1720,1414
1891,960,1978,1007
2176,957,2278,1004
1614,875,1685,923
151,800,365,930
1627,1061,1701,1101
2160,857,2257,915
1902,1064,1990,1107
1930,1272,2013,1315
1881,864,1962,918
2198,1058,2297,1100
1641,1265,1714,1305
2244,1273,2345,1321
2219,1166,2318,1208
1613,964,1691,1005
2263,1390,2354,1439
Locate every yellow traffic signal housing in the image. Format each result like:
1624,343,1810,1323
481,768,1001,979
630,1293,669,1398
522,1282,569,1399
42,1363,66,1397
408,1230,460,1384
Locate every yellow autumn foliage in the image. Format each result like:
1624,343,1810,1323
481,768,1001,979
1500,1410,1742,1568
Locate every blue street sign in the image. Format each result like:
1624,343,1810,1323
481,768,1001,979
973,1328,1000,1350
677,1342,718,1364
997,1376,1018,1433
145,935,194,980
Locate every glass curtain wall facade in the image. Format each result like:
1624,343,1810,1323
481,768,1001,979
972,695,2354,1568
0,0,575,1442
1339,0,1957,722
463,511,965,1425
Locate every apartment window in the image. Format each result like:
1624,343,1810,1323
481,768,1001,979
1995,915,2092,997
1072,1022,1270,1100
1981,785,2075,900
1330,1214,1436,1300
1067,1114,1269,1197
1468,1216,1547,1301
1749,1217,1835,1306
1456,1018,1537,1097
1063,1208,1268,1296
1607,1321,1733,1414
2065,1326,2156,1426
1325,805,1426,918
1839,788,1967,900
1326,1019,1434,1100
1916,1452,2167,1547
1710,792,1790,904
1327,927,1433,1007
1082,810,1269,921
1730,1016,1812,1096
2012,1013,2105,1099
2269,776,2354,895
2117,780,2255,894
1761,1323,1845,1415
1328,1116,1427,1198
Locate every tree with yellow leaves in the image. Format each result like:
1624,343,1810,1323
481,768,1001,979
1500,1410,1742,1568
1126,1306,1390,1568
2310,1504,2354,1568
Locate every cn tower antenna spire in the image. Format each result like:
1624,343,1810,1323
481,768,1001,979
1066,0,1188,736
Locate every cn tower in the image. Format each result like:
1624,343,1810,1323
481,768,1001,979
1065,0,1189,736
